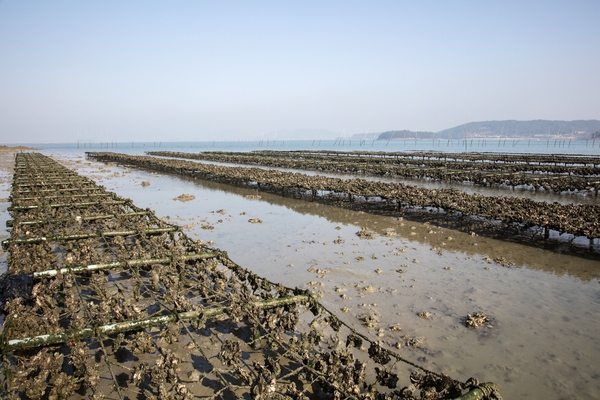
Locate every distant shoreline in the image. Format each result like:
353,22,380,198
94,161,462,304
0,145,38,151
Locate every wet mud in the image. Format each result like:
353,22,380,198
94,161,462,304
74,152,600,398
0,153,496,399
1,150,599,399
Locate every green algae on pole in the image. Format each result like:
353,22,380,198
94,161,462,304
2,294,310,352
32,251,221,278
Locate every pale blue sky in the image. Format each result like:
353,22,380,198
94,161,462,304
1,1,598,143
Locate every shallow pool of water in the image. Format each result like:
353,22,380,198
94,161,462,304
168,156,600,206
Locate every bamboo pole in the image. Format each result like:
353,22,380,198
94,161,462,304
14,177,80,183
14,166,76,171
14,170,77,175
32,251,221,278
14,179,94,187
2,294,309,352
6,211,151,227
452,383,502,400
14,177,88,183
15,184,98,191
11,193,111,202
2,226,177,249
16,187,102,194
7,200,128,211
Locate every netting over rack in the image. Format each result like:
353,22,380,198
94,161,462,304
0,153,500,400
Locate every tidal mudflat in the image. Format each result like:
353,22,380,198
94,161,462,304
39,152,598,399
1,150,599,399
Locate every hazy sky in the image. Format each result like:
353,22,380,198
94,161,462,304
1,1,599,143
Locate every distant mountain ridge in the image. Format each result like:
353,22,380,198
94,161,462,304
350,120,600,141
266,120,599,141
435,120,600,139
377,130,436,140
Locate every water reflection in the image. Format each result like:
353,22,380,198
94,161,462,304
169,172,600,281
176,158,600,205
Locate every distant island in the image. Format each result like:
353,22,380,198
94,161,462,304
377,130,437,140
348,120,600,141
435,120,600,140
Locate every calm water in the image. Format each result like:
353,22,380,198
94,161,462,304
30,139,600,206
14,138,600,156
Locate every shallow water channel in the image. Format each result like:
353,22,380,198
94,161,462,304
3,152,600,399
168,157,600,206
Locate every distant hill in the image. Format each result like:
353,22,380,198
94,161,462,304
350,132,380,140
378,130,436,140
435,120,600,139
264,120,600,141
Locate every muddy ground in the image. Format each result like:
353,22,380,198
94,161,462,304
1,149,600,399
